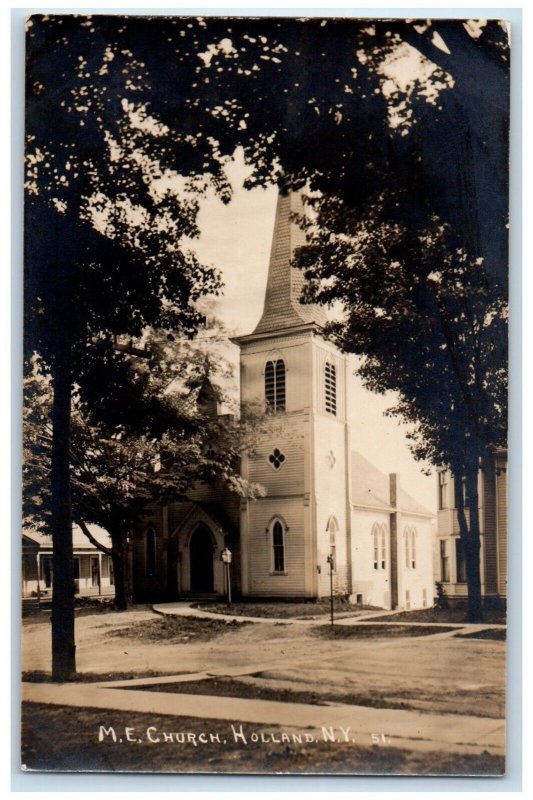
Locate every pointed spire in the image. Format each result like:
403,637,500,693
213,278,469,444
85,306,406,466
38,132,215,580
251,192,327,335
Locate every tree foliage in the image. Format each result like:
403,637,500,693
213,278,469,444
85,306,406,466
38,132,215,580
291,21,509,620
25,14,509,650
297,197,507,469
24,339,266,608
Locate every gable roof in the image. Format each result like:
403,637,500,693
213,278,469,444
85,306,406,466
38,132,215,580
167,500,237,539
251,192,328,335
350,452,433,517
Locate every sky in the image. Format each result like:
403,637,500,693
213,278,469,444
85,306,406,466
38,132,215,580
186,152,437,512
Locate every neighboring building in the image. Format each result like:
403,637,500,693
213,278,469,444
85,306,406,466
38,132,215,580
22,524,115,599
132,192,435,608
436,448,507,606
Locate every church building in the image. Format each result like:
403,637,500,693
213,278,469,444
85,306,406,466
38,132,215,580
133,192,435,609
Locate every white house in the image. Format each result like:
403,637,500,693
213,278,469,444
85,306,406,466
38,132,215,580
22,524,115,599
436,448,507,608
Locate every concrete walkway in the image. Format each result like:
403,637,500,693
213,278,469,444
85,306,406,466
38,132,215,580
152,602,418,625
152,602,505,636
22,680,505,757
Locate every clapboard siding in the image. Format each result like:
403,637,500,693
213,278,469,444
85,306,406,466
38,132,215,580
316,514,348,596
132,510,167,602
314,413,349,595
247,415,306,496
350,508,392,609
396,515,435,610
168,506,188,536
240,334,313,413
437,508,454,537
188,484,241,530
313,414,347,504
247,499,309,595
436,451,507,600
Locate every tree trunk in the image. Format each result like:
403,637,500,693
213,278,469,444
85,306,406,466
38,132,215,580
110,528,131,611
50,358,76,680
454,465,483,622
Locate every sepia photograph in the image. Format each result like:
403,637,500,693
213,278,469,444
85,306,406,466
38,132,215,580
21,12,509,777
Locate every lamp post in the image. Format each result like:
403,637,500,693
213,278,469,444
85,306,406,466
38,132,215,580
326,553,334,625
221,547,232,608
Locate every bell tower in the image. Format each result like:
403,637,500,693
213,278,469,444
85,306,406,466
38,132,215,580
234,191,351,598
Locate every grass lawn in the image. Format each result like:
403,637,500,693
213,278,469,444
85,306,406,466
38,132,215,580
313,624,457,640
21,702,504,775
22,670,185,684
105,615,251,644
376,608,506,625
196,599,380,619
121,675,414,712
23,600,124,625
454,628,507,641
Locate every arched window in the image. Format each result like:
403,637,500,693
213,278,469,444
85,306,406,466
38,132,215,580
324,362,337,415
410,528,417,569
145,528,157,577
380,524,387,570
372,523,387,570
403,526,417,569
327,516,338,572
272,520,286,573
265,359,286,412
372,523,379,570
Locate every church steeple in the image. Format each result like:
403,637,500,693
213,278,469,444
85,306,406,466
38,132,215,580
251,192,327,335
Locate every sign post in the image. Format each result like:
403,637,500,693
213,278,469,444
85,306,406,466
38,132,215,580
326,553,334,625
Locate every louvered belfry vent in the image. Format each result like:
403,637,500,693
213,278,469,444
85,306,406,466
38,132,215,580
325,361,337,416
265,359,286,411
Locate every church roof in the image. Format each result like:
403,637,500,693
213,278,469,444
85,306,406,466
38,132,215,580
350,452,434,517
251,192,328,335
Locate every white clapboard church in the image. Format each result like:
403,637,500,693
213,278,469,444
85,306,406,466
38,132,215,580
133,193,435,609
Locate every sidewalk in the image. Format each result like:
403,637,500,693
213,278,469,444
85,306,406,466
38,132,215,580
22,679,505,757
152,602,505,635
153,602,419,624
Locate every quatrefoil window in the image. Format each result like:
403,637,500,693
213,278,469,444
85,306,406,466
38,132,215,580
268,448,286,470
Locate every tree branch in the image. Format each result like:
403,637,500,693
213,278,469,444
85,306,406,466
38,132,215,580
74,517,112,555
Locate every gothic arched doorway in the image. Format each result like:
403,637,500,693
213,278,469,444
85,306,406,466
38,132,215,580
189,524,214,593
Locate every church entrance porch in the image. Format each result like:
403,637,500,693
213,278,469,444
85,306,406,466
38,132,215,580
165,503,235,600
132,501,240,603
